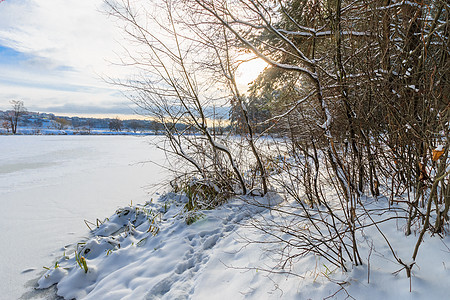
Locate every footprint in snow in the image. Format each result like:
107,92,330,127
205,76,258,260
202,234,220,250
198,228,220,238
146,277,174,298
145,228,224,298
175,255,200,275
224,224,234,232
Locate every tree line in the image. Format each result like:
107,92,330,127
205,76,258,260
0,101,187,134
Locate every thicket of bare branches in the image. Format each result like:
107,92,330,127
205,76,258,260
106,0,449,281
4,100,26,134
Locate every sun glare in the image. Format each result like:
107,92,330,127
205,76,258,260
236,57,268,94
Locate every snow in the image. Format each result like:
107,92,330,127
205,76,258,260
0,135,168,299
2,136,449,299
35,190,450,300
407,85,419,92
435,145,444,151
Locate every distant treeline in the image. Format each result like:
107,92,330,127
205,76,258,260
0,110,231,135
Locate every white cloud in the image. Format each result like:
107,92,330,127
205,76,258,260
0,0,131,114
0,0,119,71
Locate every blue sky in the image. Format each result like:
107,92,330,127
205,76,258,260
0,0,135,118
0,45,29,65
0,45,86,92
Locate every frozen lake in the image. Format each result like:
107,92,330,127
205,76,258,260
0,135,168,299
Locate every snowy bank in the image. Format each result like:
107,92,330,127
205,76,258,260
37,191,449,299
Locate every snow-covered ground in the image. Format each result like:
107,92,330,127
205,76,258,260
1,136,449,299
0,136,167,299
36,190,450,300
